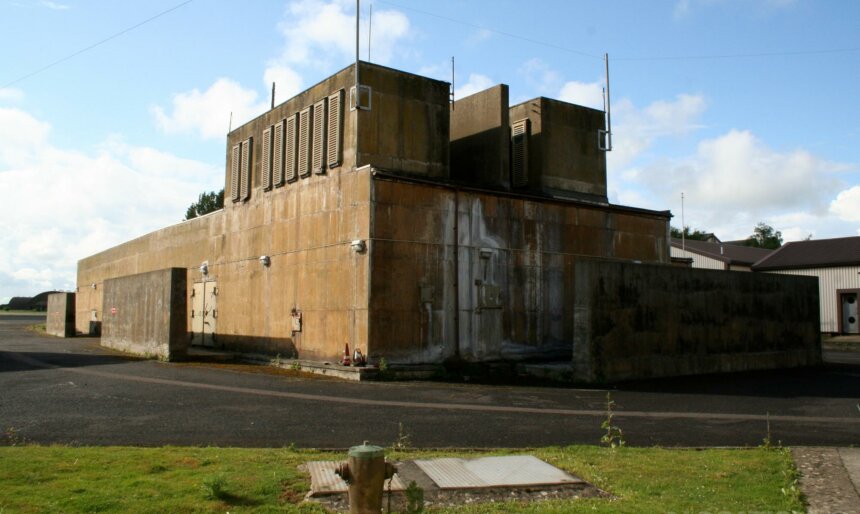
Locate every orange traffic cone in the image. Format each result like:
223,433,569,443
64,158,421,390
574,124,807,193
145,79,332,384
341,343,351,366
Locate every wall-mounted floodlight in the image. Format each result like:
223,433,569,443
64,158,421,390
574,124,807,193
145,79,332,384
200,262,209,276
91,283,97,290
350,239,366,253
259,255,271,267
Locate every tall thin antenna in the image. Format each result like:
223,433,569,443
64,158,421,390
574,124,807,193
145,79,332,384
367,3,372,61
450,56,455,108
355,0,360,95
681,192,686,251
603,53,613,151
228,111,233,133
271,82,276,109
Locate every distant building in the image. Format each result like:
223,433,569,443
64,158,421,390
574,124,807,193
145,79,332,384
753,236,860,334
670,238,773,272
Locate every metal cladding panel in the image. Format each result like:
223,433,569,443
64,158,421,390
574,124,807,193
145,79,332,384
414,456,582,489
285,115,297,182
312,98,327,174
230,143,241,202
327,89,343,168
261,127,272,191
766,265,860,332
511,119,529,188
298,107,312,178
670,246,726,271
272,120,284,187
240,138,252,200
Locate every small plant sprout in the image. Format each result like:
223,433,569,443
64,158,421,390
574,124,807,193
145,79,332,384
600,392,625,448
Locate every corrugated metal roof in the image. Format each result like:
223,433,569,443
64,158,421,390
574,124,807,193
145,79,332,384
414,456,582,489
670,238,773,266
753,236,860,271
307,461,407,495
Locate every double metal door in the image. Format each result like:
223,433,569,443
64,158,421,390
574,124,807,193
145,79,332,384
191,281,218,347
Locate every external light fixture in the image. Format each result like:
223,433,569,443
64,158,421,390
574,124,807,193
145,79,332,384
350,239,366,253
200,262,209,276
259,255,271,267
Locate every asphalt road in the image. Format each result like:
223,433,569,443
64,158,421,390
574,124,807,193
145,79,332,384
1,317,858,448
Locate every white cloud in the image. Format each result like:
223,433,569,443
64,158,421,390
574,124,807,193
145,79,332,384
609,93,706,168
674,0,796,19
272,0,410,69
263,65,304,103
558,80,604,110
151,78,266,140
519,58,563,97
830,186,860,223
0,107,221,296
454,73,494,100
0,88,24,102
41,1,69,9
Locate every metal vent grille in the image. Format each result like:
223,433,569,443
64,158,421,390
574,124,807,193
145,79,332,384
240,137,252,200
230,143,241,202
298,107,312,178
285,115,298,182
261,127,272,191
327,89,343,168
312,98,327,174
511,119,529,188
273,120,284,187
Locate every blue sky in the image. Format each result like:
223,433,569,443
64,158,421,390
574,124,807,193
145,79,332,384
1,0,859,298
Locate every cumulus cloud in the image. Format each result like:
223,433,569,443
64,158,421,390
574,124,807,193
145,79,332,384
830,186,860,223
558,80,604,110
0,88,24,102
0,107,221,296
454,74,495,100
151,78,266,140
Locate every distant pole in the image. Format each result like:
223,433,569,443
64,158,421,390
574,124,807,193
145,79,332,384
271,82,276,109
355,0,360,93
603,53,612,151
228,111,233,133
681,192,686,251
367,3,372,62
451,56,455,108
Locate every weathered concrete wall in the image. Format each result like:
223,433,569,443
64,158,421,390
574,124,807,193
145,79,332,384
509,98,607,202
101,268,187,361
450,85,510,188
572,258,822,382
46,292,75,337
367,176,671,364
77,166,372,361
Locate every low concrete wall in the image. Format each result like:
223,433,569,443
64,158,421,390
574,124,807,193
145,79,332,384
46,292,75,337
101,268,187,361
573,258,821,382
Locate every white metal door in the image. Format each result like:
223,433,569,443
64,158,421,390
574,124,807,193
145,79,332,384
191,281,217,347
842,293,859,334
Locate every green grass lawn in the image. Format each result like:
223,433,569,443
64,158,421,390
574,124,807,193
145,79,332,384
0,445,802,513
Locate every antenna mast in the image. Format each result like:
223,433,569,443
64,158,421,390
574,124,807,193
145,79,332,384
602,53,613,151
450,56,455,108
681,192,686,251
367,3,372,61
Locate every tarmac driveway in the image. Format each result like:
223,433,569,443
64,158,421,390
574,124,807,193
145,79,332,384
1,317,858,448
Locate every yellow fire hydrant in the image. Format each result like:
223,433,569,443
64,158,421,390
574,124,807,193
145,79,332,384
335,442,397,514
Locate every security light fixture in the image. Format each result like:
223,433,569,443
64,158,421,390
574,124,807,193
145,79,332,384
350,239,366,253
259,255,271,267
200,262,209,276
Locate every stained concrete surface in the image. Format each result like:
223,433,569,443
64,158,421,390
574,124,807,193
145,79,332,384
1,318,858,448
792,447,860,514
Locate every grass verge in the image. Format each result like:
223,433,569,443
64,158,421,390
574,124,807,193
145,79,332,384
0,445,802,513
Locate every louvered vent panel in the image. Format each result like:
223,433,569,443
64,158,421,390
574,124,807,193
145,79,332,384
273,121,284,186
298,107,312,178
511,119,529,188
312,98,327,174
230,143,241,202
327,89,343,168
240,138,252,200
285,115,297,182
261,127,272,191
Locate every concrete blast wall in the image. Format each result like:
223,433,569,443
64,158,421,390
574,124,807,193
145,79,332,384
101,268,188,361
46,292,75,337
573,258,821,382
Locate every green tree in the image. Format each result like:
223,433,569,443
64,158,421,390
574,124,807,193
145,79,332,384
670,226,712,241
184,189,224,220
744,222,783,249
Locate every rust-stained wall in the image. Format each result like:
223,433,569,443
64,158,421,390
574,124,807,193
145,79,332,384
572,258,821,382
450,85,510,188
509,97,607,201
367,175,670,364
